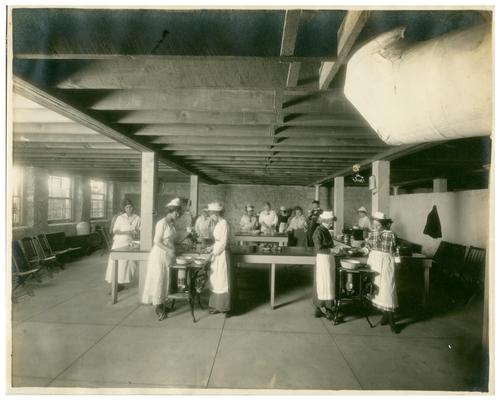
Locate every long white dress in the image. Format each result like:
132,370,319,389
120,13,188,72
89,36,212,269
105,213,141,284
141,218,177,305
209,219,231,311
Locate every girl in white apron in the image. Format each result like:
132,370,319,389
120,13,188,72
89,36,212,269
141,199,182,321
105,199,141,291
312,210,338,320
360,211,400,334
206,202,234,315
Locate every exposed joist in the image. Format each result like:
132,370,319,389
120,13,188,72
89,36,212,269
13,108,75,123
18,59,289,90
286,63,302,87
161,146,386,154
13,76,216,183
133,124,375,138
14,122,97,134
112,110,277,125
312,142,442,185
14,54,336,62
281,10,302,89
319,11,370,90
169,150,372,159
153,136,386,147
14,133,114,143
86,89,276,112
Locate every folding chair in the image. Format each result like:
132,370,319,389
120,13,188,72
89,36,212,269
32,236,64,271
95,226,112,256
12,241,42,303
460,246,486,304
38,233,70,266
20,237,54,278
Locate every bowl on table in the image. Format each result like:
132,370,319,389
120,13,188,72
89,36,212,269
176,257,188,265
340,259,362,270
194,257,206,266
251,230,261,235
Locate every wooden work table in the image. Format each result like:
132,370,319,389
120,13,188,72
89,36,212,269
234,232,289,246
231,245,432,310
109,244,432,310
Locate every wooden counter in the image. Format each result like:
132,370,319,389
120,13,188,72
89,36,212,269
234,232,288,246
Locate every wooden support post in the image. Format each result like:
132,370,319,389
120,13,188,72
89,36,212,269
190,175,199,217
433,178,447,193
372,160,390,215
334,176,344,236
314,185,320,202
139,152,158,301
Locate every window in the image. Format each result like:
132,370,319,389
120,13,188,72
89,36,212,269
48,175,73,222
12,167,23,226
90,179,107,219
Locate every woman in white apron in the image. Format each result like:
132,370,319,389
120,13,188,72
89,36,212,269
141,199,182,321
105,199,141,291
360,211,400,334
206,202,234,315
312,211,338,320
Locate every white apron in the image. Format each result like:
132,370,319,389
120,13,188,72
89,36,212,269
209,219,229,294
367,250,398,311
316,253,335,300
105,213,140,284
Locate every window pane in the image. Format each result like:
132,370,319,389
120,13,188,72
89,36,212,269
90,180,106,194
49,176,71,197
48,198,72,221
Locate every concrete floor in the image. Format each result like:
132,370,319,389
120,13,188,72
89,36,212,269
10,252,488,392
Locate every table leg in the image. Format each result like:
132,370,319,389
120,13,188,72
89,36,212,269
270,263,276,310
423,261,431,307
111,259,118,304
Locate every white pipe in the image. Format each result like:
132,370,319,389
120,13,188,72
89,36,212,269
344,23,492,145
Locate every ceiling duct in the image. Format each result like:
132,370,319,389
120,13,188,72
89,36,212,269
344,22,492,145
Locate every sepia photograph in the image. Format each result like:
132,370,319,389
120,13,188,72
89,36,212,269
5,4,494,394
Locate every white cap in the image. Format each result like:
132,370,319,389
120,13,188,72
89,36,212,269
357,206,368,213
208,202,223,212
319,210,336,220
246,204,254,212
166,198,181,207
372,211,392,221
280,206,286,211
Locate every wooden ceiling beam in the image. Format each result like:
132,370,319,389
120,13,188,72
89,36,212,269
13,122,98,134
13,108,74,123
319,11,370,90
161,145,386,154
170,150,370,159
153,135,386,146
14,133,114,143
134,124,375,138
281,10,302,89
14,54,336,62
113,110,277,126
13,76,216,183
87,88,276,113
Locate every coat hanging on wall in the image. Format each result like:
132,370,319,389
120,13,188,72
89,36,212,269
423,205,442,239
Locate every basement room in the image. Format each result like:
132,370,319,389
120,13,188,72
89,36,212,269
7,6,493,394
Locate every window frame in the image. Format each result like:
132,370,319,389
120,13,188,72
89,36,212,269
90,179,107,220
48,175,74,224
12,167,23,226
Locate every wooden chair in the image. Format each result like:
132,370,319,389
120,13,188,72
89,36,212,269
45,232,81,261
11,241,42,303
95,226,112,256
20,237,54,278
38,233,70,266
32,236,63,271
459,246,486,303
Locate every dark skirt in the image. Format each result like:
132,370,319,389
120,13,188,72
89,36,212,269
291,228,307,247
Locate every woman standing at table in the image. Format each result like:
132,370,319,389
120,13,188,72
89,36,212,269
287,206,308,247
312,211,338,320
141,198,182,321
259,202,278,234
105,199,141,291
206,202,234,315
360,211,400,334
239,204,258,232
